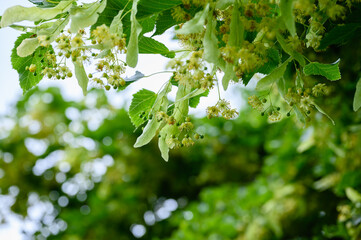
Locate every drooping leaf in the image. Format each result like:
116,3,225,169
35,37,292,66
256,57,292,91
319,23,361,49
303,61,341,81
129,89,157,128
1,1,74,28
189,90,209,108
276,33,305,66
126,0,142,68
353,78,361,112
70,0,107,33
72,60,89,96
17,38,39,58
203,10,219,64
138,37,175,58
312,102,335,125
175,4,209,35
222,62,236,90
228,1,243,48
280,0,296,36
11,33,51,94
134,82,172,148
109,9,124,36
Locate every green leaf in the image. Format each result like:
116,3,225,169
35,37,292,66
137,0,182,19
72,60,89,96
256,57,292,91
319,23,361,49
1,1,74,28
153,9,180,36
279,0,296,36
175,4,209,35
203,11,219,64
126,0,142,68
11,33,51,94
312,102,335,125
303,61,341,81
276,33,305,66
17,38,39,58
70,0,107,33
353,78,361,111
228,1,243,48
134,82,172,148
222,62,236,90
93,0,130,32
138,37,175,58
129,89,157,128
216,0,235,10
109,9,124,37
189,90,209,108
140,15,156,34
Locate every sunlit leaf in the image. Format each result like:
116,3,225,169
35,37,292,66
11,33,51,94
109,9,124,36
1,1,74,28
70,0,107,33
129,89,157,128
73,60,89,96
126,0,142,68
203,11,219,64
17,38,39,57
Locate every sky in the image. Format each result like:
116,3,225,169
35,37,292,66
0,1,249,238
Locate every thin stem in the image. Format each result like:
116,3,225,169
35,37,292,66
143,71,174,78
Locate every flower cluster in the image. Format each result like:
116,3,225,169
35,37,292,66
206,99,238,120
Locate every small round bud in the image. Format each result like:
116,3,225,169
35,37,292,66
276,107,281,111
105,85,111,91
262,99,267,103
88,73,93,78
67,72,73,78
